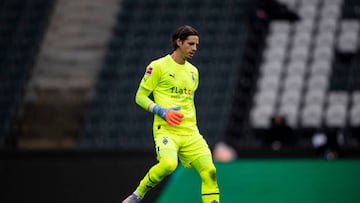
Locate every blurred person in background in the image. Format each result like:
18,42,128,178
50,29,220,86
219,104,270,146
312,129,344,159
264,114,295,151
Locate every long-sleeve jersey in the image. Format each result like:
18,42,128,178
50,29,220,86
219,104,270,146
135,54,200,136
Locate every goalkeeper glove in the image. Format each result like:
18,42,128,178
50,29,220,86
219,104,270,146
152,105,184,127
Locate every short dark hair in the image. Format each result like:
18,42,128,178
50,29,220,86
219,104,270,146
171,25,199,50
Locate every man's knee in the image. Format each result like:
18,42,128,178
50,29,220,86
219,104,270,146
159,157,178,175
199,164,217,183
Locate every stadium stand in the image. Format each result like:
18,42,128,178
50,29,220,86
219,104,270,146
16,0,118,148
248,0,360,149
1,0,359,153
0,0,55,147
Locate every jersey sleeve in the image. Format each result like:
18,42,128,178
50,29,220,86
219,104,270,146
135,86,153,111
135,61,162,111
194,69,199,91
139,61,161,91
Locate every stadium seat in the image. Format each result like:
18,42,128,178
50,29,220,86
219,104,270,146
282,75,304,92
263,46,287,62
306,75,329,91
318,17,338,33
351,91,360,104
250,104,274,129
304,89,326,106
320,4,341,19
340,20,360,32
326,0,344,6
294,19,315,33
298,4,317,20
266,32,289,48
257,75,281,92
289,45,310,62
327,91,349,106
325,103,347,127
299,0,321,6
278,103,299,127
260,60,284,78
269,21,291,34
285,60,307,77
315,31,336,48
280,89,302,107
337,20,360,53
292,32,312,50
337,31,359,53
309,59,332,76
313,44,334,62
301,104,323,128
253,90,278,107
349,104,360,126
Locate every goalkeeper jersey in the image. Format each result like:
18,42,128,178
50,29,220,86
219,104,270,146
139,54,200,136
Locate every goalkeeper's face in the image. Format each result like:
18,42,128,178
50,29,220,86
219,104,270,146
177,35,199,60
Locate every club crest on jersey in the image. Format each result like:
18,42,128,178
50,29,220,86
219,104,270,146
145,67,153,76
191,72,195,82
162,137,168,145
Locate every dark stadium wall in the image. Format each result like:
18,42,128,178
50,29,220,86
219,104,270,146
0,150,165,203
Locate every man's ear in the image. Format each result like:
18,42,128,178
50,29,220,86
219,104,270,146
176,38,183,47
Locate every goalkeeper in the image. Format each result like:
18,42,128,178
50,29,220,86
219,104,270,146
122,25,220,203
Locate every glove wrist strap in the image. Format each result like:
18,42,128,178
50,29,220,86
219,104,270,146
148,103,157,112
150,104,166,120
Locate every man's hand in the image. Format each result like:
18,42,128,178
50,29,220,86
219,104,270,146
152,105,184,127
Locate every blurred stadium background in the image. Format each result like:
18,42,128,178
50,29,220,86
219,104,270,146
1,0,360,202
